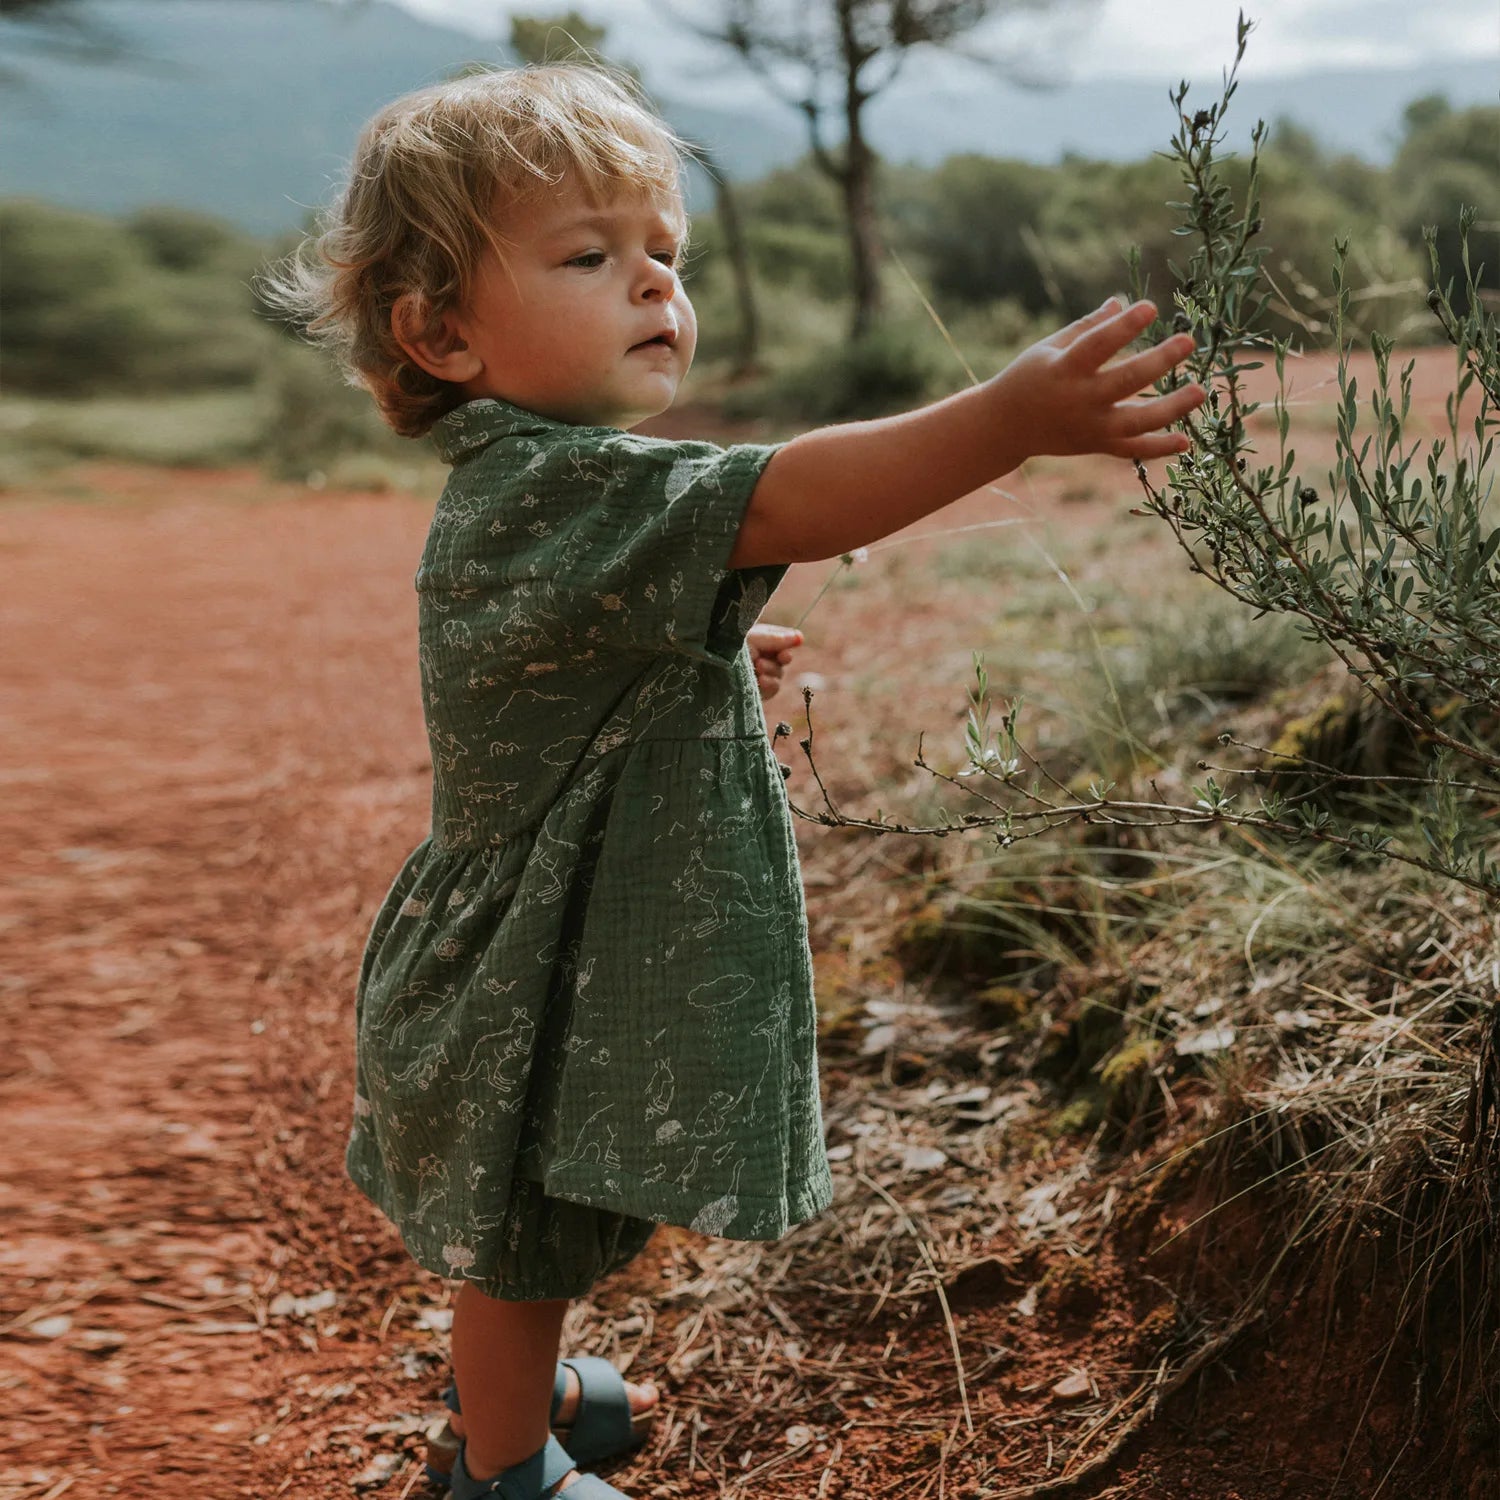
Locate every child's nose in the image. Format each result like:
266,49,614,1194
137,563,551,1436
634,256,676,302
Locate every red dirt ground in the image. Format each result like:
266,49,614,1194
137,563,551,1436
1,347,1483,1499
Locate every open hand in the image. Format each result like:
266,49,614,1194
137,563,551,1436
748,623,803,702
993,298,1207,463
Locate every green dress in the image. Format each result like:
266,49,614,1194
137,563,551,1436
347,396,834,1296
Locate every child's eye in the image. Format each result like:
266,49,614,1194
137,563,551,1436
652,250,679,267
568,252,606,268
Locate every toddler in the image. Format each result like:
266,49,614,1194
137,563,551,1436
268,63,1205,1500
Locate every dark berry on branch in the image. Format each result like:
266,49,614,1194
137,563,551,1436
1426,289,1442,312
1298,486,1320,507
1172,312,1192,333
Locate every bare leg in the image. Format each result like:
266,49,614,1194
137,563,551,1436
447,1296,660,1445
450,1285,586,1489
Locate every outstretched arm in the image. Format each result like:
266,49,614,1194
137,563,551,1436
729,299,1206,570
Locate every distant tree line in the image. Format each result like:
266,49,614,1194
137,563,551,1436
0,201,276,392
1,94,1492,403
710,91,1494,325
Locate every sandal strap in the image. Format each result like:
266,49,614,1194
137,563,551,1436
450,1435,576,1500
555,1356,636,1466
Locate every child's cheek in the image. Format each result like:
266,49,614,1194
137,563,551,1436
674,296,699,370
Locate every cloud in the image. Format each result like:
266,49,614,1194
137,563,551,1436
979,0,1498,80
386,0,1497,93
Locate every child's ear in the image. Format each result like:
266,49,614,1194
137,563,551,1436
392,293,481,384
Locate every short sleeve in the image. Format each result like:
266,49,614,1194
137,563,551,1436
554,432,790,668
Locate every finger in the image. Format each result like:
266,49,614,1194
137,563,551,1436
1064,299,1159,372
1111,428,1195,460
1109,383,1209,439
1097,333,1197,404
1050,296,1125,350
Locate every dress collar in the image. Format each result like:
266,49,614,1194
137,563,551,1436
431,398,640,464
430,397,565,464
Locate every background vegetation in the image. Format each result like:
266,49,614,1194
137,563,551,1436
2,94,1493,481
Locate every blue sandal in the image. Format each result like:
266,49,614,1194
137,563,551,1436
449,1434,630,1499
425,1358,657,1487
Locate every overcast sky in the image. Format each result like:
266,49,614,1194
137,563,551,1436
387,0,1500,93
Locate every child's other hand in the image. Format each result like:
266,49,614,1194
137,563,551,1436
748,623,803,702
993,298,1207,463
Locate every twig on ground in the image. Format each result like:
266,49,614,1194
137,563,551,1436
855,1170,976,1438
981,1307,1260,1497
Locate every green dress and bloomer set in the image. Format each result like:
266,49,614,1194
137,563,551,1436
348,397,834,1300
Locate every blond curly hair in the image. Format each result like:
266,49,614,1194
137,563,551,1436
261,64,690,438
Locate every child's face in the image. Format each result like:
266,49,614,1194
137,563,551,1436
452,176,697,430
